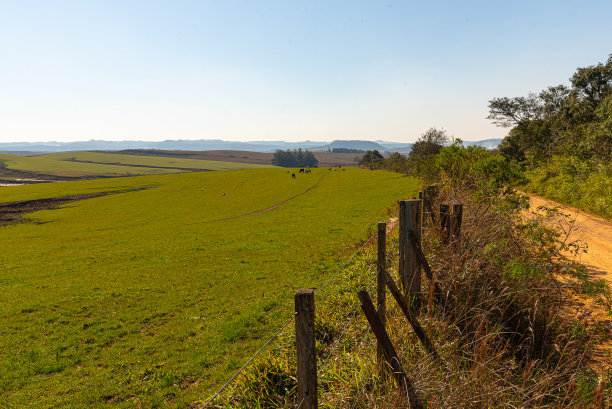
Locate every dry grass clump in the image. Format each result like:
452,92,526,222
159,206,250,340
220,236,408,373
206,186,610,408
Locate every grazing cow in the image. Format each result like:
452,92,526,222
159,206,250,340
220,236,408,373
299,168,304,173
305,169,311,173
291,173,296,179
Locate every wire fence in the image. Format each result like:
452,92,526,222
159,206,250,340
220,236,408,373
202,208,401,408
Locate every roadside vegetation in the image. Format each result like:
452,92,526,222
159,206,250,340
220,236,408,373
0,167,419,407
209,140,610,408
488,54,612,219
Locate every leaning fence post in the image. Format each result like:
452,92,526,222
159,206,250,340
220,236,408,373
295,289,317,409
404,199,422,310
452,203,463,240
377,222,387,366
357,289,424,409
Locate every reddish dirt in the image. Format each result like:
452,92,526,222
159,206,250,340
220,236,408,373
527,194,612,369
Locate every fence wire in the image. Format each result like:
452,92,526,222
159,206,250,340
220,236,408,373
202,208,401,408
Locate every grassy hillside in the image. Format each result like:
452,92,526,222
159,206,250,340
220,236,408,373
0,151,272,179
0,167,420,407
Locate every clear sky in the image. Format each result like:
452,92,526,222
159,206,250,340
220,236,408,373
1,1,611,143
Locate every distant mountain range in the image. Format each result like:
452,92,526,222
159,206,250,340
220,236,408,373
0,138,502,154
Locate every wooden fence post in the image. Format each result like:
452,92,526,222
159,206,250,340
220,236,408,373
295,289,317,409
440,204,450,245
398,200,406,289
407,230,454,313
452,203,463,240
423,185,439,225
377,222,387,366
358,290,423,409
404,199,422,310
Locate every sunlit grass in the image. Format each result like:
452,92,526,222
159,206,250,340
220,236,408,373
0,167,420,407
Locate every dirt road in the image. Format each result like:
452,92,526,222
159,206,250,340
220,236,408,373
528,195,612,283
528,194,612,368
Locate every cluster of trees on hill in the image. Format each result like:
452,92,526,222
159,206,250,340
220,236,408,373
271,149,318,167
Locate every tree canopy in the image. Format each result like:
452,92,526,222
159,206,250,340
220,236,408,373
272,149,318,167
489,55,612,163
409,127,450,158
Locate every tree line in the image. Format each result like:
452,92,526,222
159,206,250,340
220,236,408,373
272,149,318,167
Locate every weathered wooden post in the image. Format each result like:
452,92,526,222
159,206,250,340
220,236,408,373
398,200,406,288
440,204,451,245
295,289,317,409
377,222,387,365
422,185,439,225
452,203,463,240
404,199,422,309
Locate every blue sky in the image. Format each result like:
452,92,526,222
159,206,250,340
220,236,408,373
1,1,611,143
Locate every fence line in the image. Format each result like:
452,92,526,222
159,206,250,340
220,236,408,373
202,208,401,407
294,188,463,407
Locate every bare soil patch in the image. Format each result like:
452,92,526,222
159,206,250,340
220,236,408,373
0,186,155,227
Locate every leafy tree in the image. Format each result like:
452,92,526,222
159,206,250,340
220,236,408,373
358,150,384,168
487,93,544,128
570,54,612,107
409,127,449,158
489,55,612,164
385,152,408,173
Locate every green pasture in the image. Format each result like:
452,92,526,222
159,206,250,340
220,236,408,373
0,167,420,407
0,151,272,178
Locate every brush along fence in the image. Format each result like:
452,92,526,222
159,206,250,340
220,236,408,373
203,185,463,408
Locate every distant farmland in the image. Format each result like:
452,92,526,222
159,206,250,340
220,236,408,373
0,167,420,407
113,149,363,167
0,151,273,180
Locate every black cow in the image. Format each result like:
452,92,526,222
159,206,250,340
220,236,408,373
291,173,296,179
299,168,304,173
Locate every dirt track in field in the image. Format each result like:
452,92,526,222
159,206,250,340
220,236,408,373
208,175,325,222
527,194,612,369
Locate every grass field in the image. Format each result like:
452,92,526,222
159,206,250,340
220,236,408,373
0,151,272,179
0,167,420,407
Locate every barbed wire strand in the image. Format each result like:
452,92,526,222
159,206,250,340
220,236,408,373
201,312,296,408
316,206,400,297
317,272,378,376
202,207,402,408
